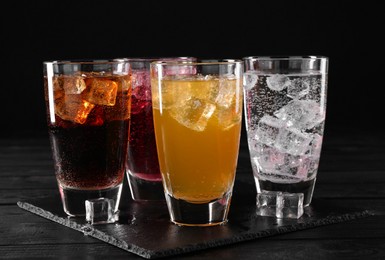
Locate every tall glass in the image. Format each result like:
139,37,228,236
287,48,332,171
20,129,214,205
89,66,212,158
243,56,328,214
151,60,243,226
43,60,131,217
126,57,196,201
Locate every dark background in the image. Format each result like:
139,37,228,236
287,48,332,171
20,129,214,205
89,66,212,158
2,0,383,139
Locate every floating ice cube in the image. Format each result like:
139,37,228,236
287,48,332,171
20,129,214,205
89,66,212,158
190,77,219,103
132,70,150,89
170,97,216,132
55,95,95,124
274,100,323,129
252,143,308,180
298,157,319,180
216,104,242,131
50,76,65,100
62,76,87,94
275,127,312,156
215,78,237,109
277,154,308,179
266,74,291,91
83,78,118,106
85,198,119,225
116,74,131,92
131,70,150,100
287,78,310,99
243,71,258,90
305,107,325,130
154,77,203,110
253,143,285,173
130,72,150,103
255,115,285,146
256,191,304,219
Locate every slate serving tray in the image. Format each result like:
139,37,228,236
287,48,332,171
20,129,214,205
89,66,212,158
17,177,372,259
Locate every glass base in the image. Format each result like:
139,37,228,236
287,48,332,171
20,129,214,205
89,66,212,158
255,176,316,207
127,172,165,201
58,183,122,217
164,192,232,226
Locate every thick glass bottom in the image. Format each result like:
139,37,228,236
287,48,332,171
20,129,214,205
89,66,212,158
164,192,232,227
255,177,316,207
58,183,122,216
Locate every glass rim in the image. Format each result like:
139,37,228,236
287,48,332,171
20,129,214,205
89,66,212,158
151,59,243,66
43,59,129,65
243,56,328,61
116,57,196,62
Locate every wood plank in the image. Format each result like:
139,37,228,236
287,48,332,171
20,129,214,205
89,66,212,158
0,189,57,204
0,164,54,177
0,176,57,189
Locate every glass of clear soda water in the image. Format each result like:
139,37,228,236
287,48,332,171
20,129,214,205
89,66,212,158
243,56,328,218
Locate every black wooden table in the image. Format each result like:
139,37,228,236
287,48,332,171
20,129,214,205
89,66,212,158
1,128,385,259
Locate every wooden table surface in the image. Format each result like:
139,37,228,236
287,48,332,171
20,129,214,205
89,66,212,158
1,128,385,259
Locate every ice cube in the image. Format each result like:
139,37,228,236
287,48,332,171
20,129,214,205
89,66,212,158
253,143,285,173
132,70,150,88
256,190,278,217
274,100,323,130
170,97,216,132
266,74,291,91
256,191,304,219
83,78,118,106
85,198,119,225
152,77,192,109
243,71,258,90
132,83,151,102
215,77,237,109
282,154,309,179
62,76,87,94
116,74,131,92
275,127,312,156
287,78,310,99
190,76,219,103
48,76,65,100
298,157,319,180
55,95,95,124
276,192,304,219
216,104,242,131
252,142,308,180
255,115,285,146
305,106,325,130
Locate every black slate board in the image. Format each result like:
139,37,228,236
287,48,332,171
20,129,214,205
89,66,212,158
17,177,372,259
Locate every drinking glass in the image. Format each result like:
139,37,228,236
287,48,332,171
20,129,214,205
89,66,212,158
43,60,131,220
243,56,328,218
150,59,243,226
125,57,196,201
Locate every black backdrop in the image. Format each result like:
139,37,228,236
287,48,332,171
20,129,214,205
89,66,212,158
2,0,383,138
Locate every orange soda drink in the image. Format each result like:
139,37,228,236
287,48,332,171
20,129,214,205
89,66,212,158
152,71,243,204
